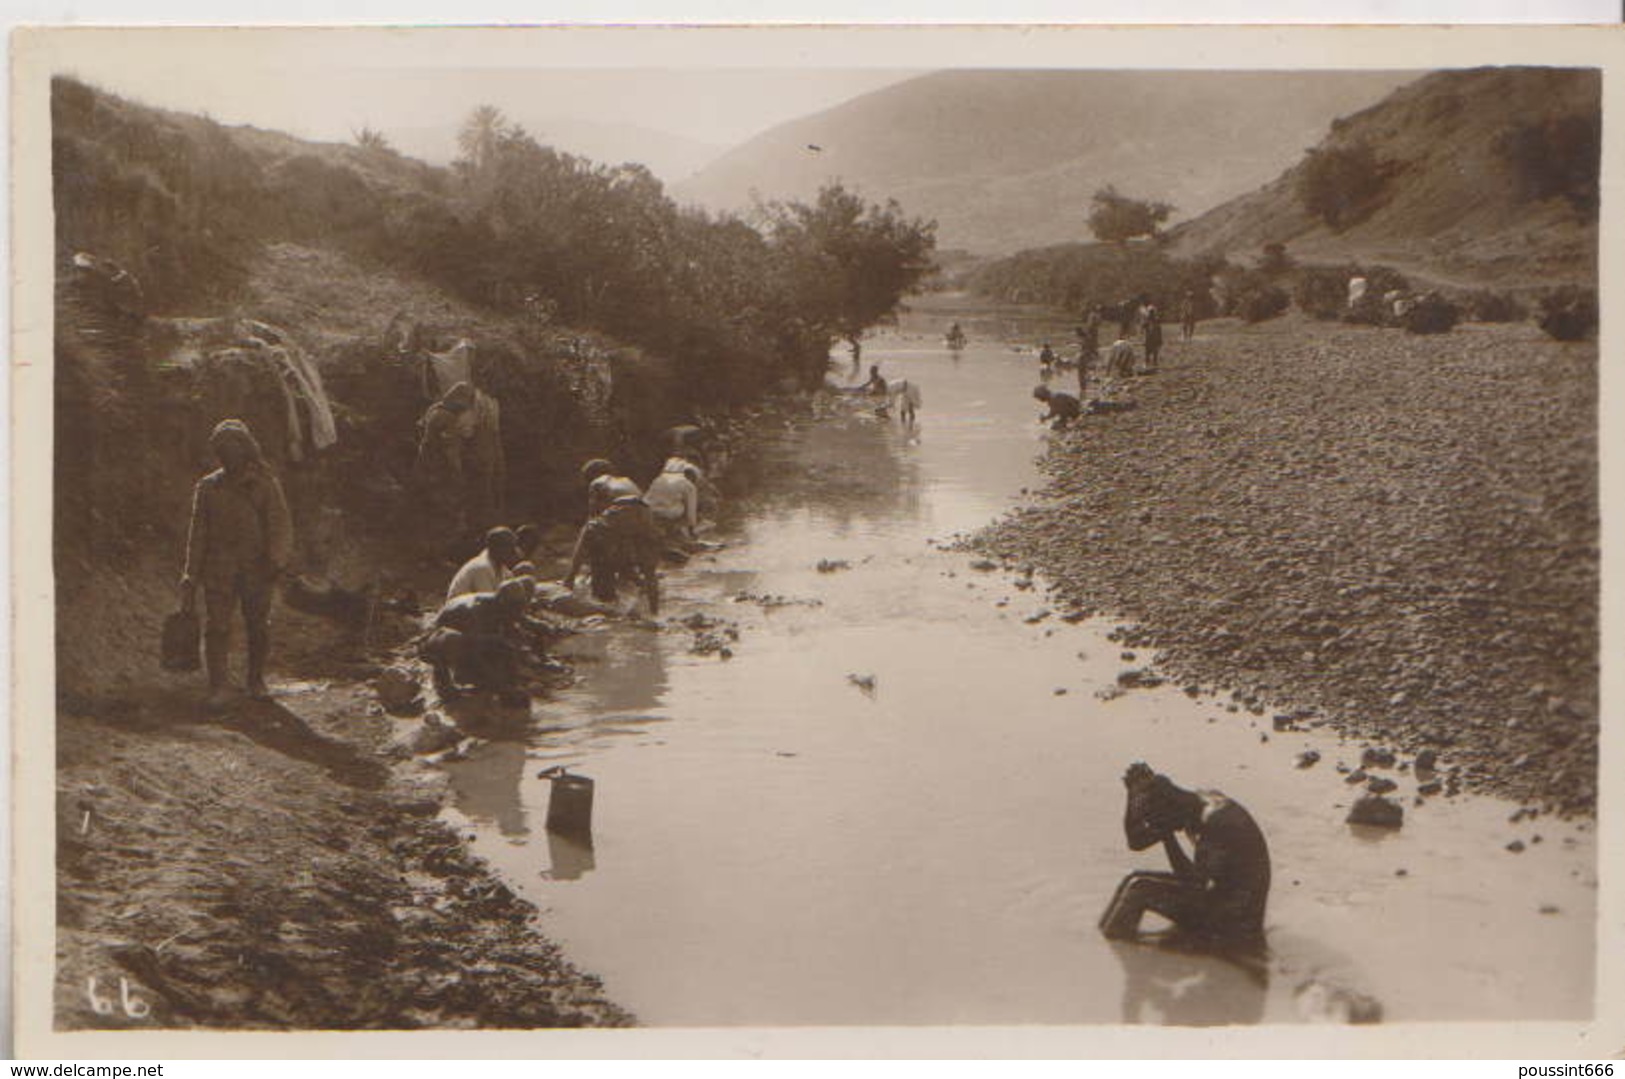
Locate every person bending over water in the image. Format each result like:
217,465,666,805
1032,384,1082,430
1099,762,1271,944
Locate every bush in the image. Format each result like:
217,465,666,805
1297,142,1389,230
1293,267,1350,320
1343,265,1414,326
969,243,1224,317
1496,109,1601,216
1537,286,1598,341
1087,185,1175,245
1464,289,1525,323
1239,284,1290,323
1402,294,1460,335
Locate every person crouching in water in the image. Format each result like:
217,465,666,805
580,457,642,518
1099,762,1271,945
180,419,293,708
565,498,662,615
1032,384,1082,430
421,576,533,701
645,459,701,549
446,526,520,602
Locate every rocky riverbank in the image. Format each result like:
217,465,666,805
974,313,1597,814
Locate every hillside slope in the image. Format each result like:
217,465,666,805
677,69,1415,254
1167,66,1599,287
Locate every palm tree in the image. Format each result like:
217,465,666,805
457,105,510,174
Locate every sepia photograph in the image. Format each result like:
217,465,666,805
9,23,1619,1057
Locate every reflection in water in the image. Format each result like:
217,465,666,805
727,413,925,531
446,740,529,839
1111,936,1269,1027
543,831,597,881
446,319,1596,1027
556,627,672,723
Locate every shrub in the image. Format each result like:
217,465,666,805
1297,142,1389,230
1496,110,1601,216
1537,286,1598,341
1087,185,1175,245
1463,289,1525,323
1238,284,1290,323
1258,243,1294,277
1294,266,1351,320
1402,295,1460,335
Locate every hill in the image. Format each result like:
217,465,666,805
1166,67,1600,287
677,69,1415,255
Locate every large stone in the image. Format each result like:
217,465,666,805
1346,795,1403,829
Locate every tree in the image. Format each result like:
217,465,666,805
763,183,938,385
1297,142,1387,230
457,105,515,176
1496,109,1601,215
352,126,394,154
1087,185,1174,245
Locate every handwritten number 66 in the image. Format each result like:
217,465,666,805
86,976,151,1019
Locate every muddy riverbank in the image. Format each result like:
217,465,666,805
973,311,1597,814
53,391,836,1030
56,683,635,1030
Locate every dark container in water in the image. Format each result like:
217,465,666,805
545,771,594,840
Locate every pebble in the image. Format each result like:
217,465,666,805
1361,747,1397,769
1506,839,1526,853
1296,750,1321,769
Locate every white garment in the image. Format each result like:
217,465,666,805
425,339,475,397
645,471,698,530
446,550,511,602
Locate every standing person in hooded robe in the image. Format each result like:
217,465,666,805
417,381,476,560
180,419,293,708
463,347,506,535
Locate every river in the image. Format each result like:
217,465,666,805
440,302,1596,1027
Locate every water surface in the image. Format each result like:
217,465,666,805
443,317,1595,1026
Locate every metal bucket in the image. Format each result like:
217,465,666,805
543,769,594,841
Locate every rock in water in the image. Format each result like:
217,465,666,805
1346,795,1403,829
405,712,462,755
373,666,422,714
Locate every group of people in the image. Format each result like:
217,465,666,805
853,363,923,428
180,404,715,708
1031,291,1197,430
178,387,1272,953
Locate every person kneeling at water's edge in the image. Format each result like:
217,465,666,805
1033,384,1082,430
1100,762,1270,944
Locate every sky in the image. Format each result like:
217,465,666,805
51,31,919,175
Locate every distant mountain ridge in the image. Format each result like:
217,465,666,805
1166,66,1600,287
677,69,1417,254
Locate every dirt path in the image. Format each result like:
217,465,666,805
974,313,1597,814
